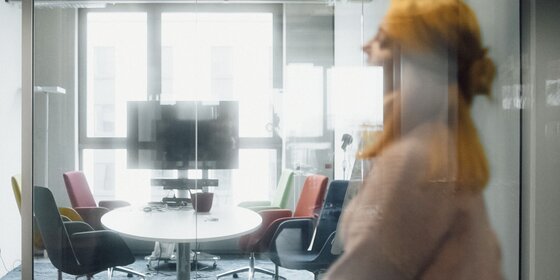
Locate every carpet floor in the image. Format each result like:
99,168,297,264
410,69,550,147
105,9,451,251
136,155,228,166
1,254,315,280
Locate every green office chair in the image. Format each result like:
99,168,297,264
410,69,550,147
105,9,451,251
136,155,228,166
238,169,295,212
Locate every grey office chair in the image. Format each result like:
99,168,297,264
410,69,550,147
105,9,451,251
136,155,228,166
33,186,145,280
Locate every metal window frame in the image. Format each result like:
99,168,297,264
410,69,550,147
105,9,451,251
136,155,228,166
77,3,284,176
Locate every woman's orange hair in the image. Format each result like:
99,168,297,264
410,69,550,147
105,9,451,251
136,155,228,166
360,0,495,193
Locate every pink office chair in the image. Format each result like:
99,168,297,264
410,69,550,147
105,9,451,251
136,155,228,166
63,171,130,230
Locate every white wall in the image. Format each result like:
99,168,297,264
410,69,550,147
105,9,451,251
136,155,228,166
0,1,22,277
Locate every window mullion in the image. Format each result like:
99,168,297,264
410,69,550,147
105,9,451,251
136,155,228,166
79,138,127,150
147,7,162,101
78,9,88,150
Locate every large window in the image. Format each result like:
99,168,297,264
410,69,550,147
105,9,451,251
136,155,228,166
160,12,274,137
79,5,282,204
86,12,147,138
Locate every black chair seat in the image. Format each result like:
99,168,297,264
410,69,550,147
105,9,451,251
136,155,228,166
271,232,338,271
268,180,349,278
33,186,142,279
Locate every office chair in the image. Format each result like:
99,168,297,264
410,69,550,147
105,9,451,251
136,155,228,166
217,174,328,280
238,169,295,212
34,186,145,280
63,171,130,230
11,175,83,252
268,180,349,280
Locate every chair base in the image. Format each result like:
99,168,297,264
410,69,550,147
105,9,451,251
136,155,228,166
108,266,146,279
146,242,220,271
216,253,285,280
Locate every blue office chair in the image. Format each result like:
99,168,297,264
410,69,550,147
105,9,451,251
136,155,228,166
33,186,145,280
268,180,349,280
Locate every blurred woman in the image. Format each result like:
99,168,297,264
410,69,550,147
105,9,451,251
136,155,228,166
325,0,502,279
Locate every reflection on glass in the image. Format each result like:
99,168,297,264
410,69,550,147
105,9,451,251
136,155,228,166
328,66,383,129
86,12,147,137
325,0,506,279
328,66,383,179
83,149,152,204
230,149,277,206
546,60,560,107
284,64,325,137
161,12,274,137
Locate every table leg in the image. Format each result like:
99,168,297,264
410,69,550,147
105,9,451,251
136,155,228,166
177,243,191,279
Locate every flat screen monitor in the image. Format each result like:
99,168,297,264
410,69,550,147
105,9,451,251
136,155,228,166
127,101,239,170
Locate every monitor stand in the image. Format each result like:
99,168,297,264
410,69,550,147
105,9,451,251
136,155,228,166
162,195,190,207
150,170,221,274
157,170,219,207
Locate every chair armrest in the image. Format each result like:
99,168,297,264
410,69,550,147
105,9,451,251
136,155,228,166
239,209,292,251
269,218,315,255
246,205,281,212
98,200,130,210
64,221,94,236
238,201,272,208
71,230,134,267
256,212,314,251
258,209,293,222
317,231,337,255
311,231,339,264
270,229,338,269
74,207,109,230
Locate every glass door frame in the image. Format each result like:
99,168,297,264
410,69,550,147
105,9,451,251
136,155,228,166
21,0,34,278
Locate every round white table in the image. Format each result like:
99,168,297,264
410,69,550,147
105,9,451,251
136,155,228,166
101,205,262,280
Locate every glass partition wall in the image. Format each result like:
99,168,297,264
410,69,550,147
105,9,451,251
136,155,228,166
0,1,23,280
24,0,524,279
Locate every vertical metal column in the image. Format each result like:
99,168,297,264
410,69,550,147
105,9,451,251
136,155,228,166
177,243,191,279
21,0,34,278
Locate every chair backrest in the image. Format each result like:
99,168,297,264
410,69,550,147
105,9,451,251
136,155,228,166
331,179,362,255
293,174,328,218
270,169,295,209
311,180,349,252
33,186,78,270
63,171,97,208
11,175,22,213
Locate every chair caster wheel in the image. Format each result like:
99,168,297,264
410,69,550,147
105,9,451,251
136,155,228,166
233,273,239,278
127,273,133,277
